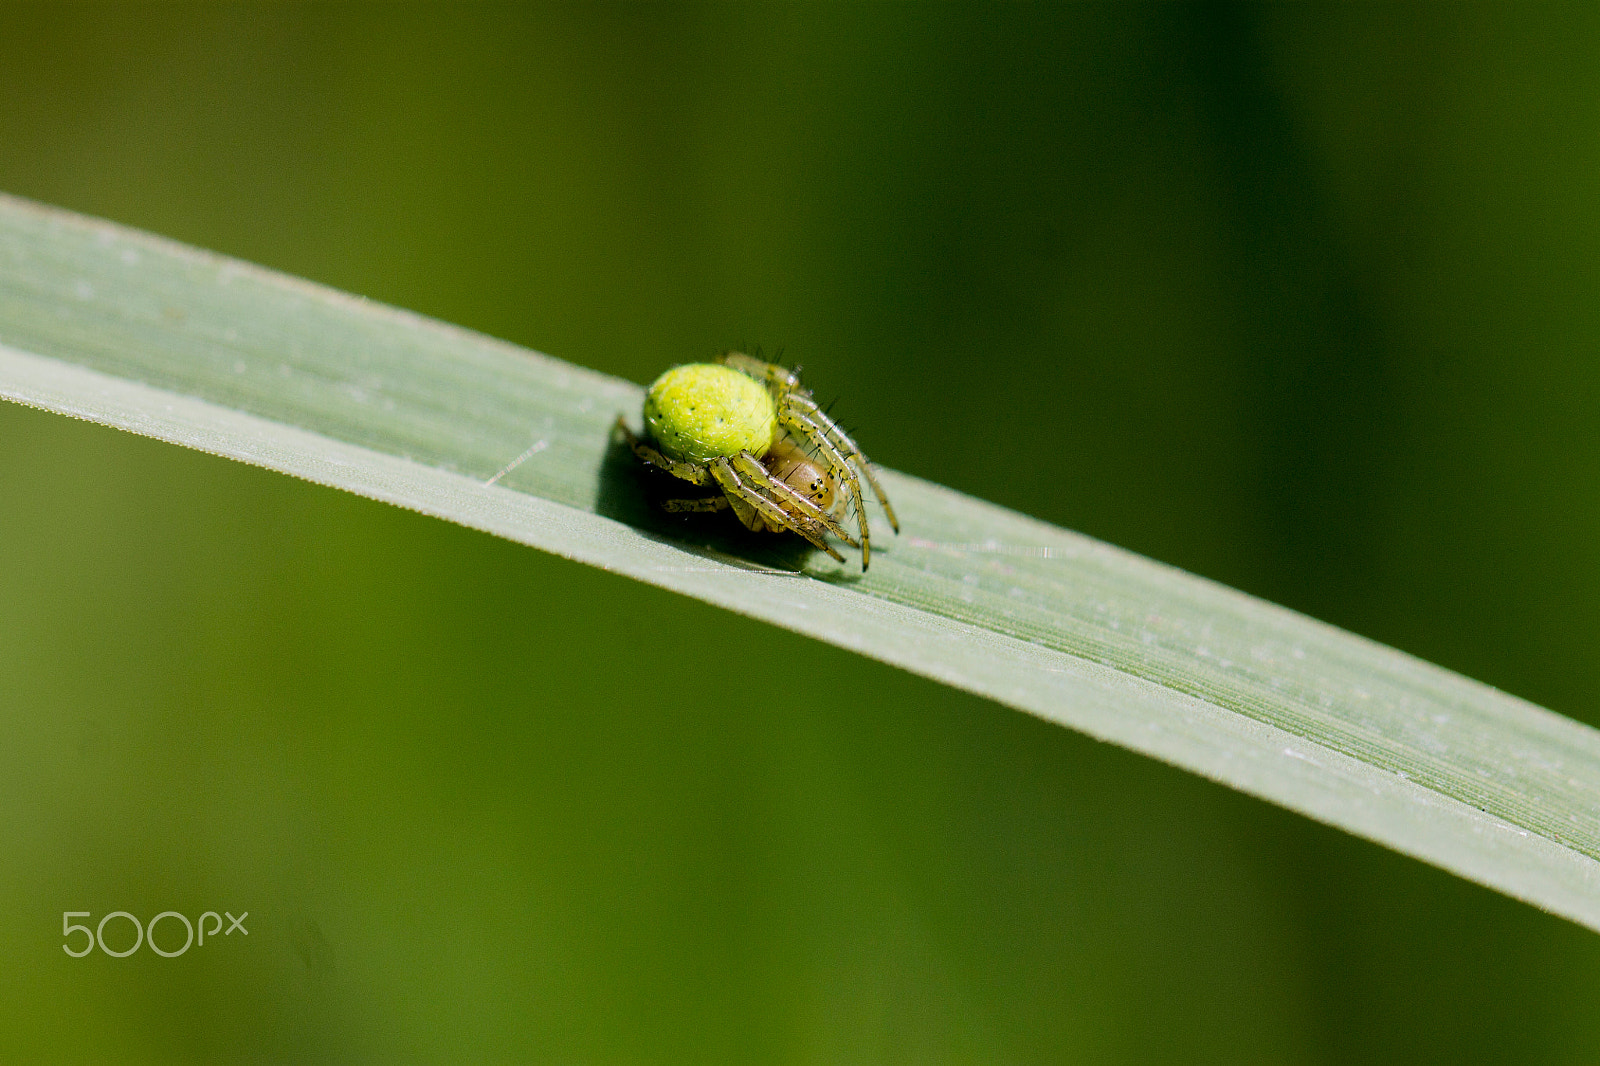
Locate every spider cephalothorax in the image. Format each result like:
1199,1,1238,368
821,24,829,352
614,352,898,569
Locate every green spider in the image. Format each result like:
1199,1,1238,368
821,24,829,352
614,351,898,569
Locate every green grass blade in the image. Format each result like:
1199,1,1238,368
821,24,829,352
3,191,1598,931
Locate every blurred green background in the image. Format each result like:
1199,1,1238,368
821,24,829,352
1,3,1597,1061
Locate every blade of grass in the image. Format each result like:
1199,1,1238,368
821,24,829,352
3,191,1599,930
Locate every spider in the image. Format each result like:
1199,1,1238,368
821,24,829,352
614,351,898,569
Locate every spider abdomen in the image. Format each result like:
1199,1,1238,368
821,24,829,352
642,363,776,465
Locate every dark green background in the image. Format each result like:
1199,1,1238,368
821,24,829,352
2,4,1597,1062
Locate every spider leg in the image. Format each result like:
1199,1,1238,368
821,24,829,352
774,405,875,568
781,392,899,534
716,351,800,391
719,489,765,532
614,416,713,486
709,457,847,564
731,452,860,549
662,496,731,514
708,357,896,536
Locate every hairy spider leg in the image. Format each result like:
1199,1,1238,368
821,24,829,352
615,416,713,486
717,351,899,545
774,406,873,568
730,452,859,549
782,391,899,533
717,351,890,568
715,484,764,532
717,350,798,391
621,415,854,563
662,496,731,513
710,457,847,564
730,458,847,561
